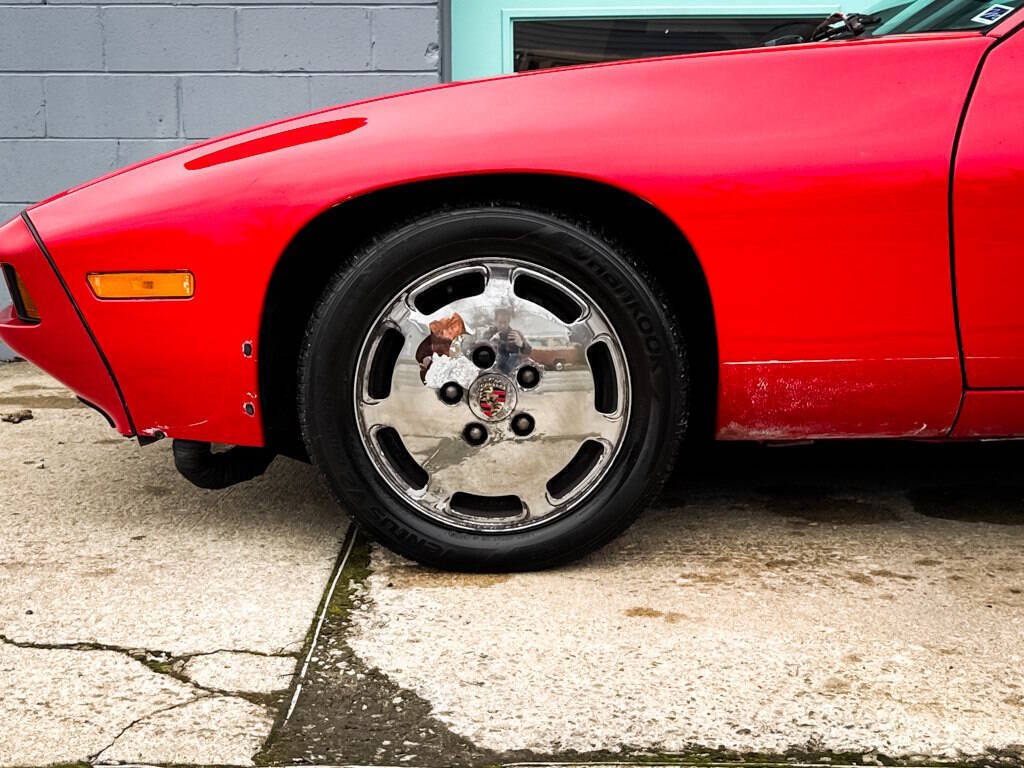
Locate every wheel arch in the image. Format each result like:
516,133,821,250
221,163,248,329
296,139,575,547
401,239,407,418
259,173,718,460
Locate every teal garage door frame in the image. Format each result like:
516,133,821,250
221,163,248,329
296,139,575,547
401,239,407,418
443,0,846,81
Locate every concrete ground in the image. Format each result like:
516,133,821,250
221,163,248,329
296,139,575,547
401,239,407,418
0,363,346,766
2,361,1024,767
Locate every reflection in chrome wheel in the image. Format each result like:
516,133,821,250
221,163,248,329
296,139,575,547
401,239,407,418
355,260,630,532
300,205,687,570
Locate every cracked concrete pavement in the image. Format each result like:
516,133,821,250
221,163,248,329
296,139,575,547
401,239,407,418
351,503,1024,761
328,444,1024,765
262,415,1024,764
0,362,346,766
4,360,1024,767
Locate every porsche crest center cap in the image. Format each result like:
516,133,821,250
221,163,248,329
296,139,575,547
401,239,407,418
468,373,516,422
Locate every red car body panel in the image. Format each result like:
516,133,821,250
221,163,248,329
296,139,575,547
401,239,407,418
3,28,1021,446
952,35,1024,389
0,216,131,432
952,391,1024,439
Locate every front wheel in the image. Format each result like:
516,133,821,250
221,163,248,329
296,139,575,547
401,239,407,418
300,205,688,570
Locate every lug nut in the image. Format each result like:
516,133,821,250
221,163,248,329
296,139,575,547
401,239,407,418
516,365,540,389
439,381,463,405
472,344,496,369
511,413,535,437
463,422,488,446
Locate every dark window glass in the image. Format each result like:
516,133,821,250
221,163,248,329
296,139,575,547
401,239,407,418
866,0,1022,35
513,16,820,71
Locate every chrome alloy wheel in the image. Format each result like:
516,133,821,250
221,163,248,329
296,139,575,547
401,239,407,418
354,259,631,532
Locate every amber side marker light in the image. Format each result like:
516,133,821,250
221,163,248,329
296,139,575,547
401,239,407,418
87,271,195,300
2,264,41,323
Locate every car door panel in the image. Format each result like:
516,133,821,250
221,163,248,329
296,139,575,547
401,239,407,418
954,30,1024,388
952,390,1024,437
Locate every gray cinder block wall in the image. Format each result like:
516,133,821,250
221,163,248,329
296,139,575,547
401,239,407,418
0,0,440,359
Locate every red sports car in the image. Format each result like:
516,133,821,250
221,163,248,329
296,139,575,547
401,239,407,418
2,0,1021,569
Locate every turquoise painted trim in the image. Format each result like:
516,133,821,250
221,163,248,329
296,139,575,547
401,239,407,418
451,0,846,80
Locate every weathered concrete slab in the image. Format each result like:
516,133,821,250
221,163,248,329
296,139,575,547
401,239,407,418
344,442,1024,763
96,694,272,765
0,643,193,767
181,650,297,694
0,362,346,765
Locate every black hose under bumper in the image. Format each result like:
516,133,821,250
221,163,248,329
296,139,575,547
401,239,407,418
172,439,276,490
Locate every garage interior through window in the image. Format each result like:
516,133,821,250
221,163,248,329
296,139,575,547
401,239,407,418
444,0,846,81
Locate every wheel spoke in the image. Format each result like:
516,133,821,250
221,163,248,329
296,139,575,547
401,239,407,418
415,475,453,516
519,487,556,521
577,407,624,442
482,263,516,306
360,390,466,436
517,386,621,442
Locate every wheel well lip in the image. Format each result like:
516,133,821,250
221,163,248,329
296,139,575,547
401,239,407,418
287,168,682,255
258,171,719,455
268,167,717,332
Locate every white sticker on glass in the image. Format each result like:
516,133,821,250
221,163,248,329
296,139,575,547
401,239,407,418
971,3,1015,24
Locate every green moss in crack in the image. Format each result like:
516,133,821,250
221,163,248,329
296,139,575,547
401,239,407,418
255,533,500,767
144,659,177,676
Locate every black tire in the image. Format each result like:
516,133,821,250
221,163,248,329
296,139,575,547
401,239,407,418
300,205,688,571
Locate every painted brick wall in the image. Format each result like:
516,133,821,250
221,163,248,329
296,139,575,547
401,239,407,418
0,0,440,359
